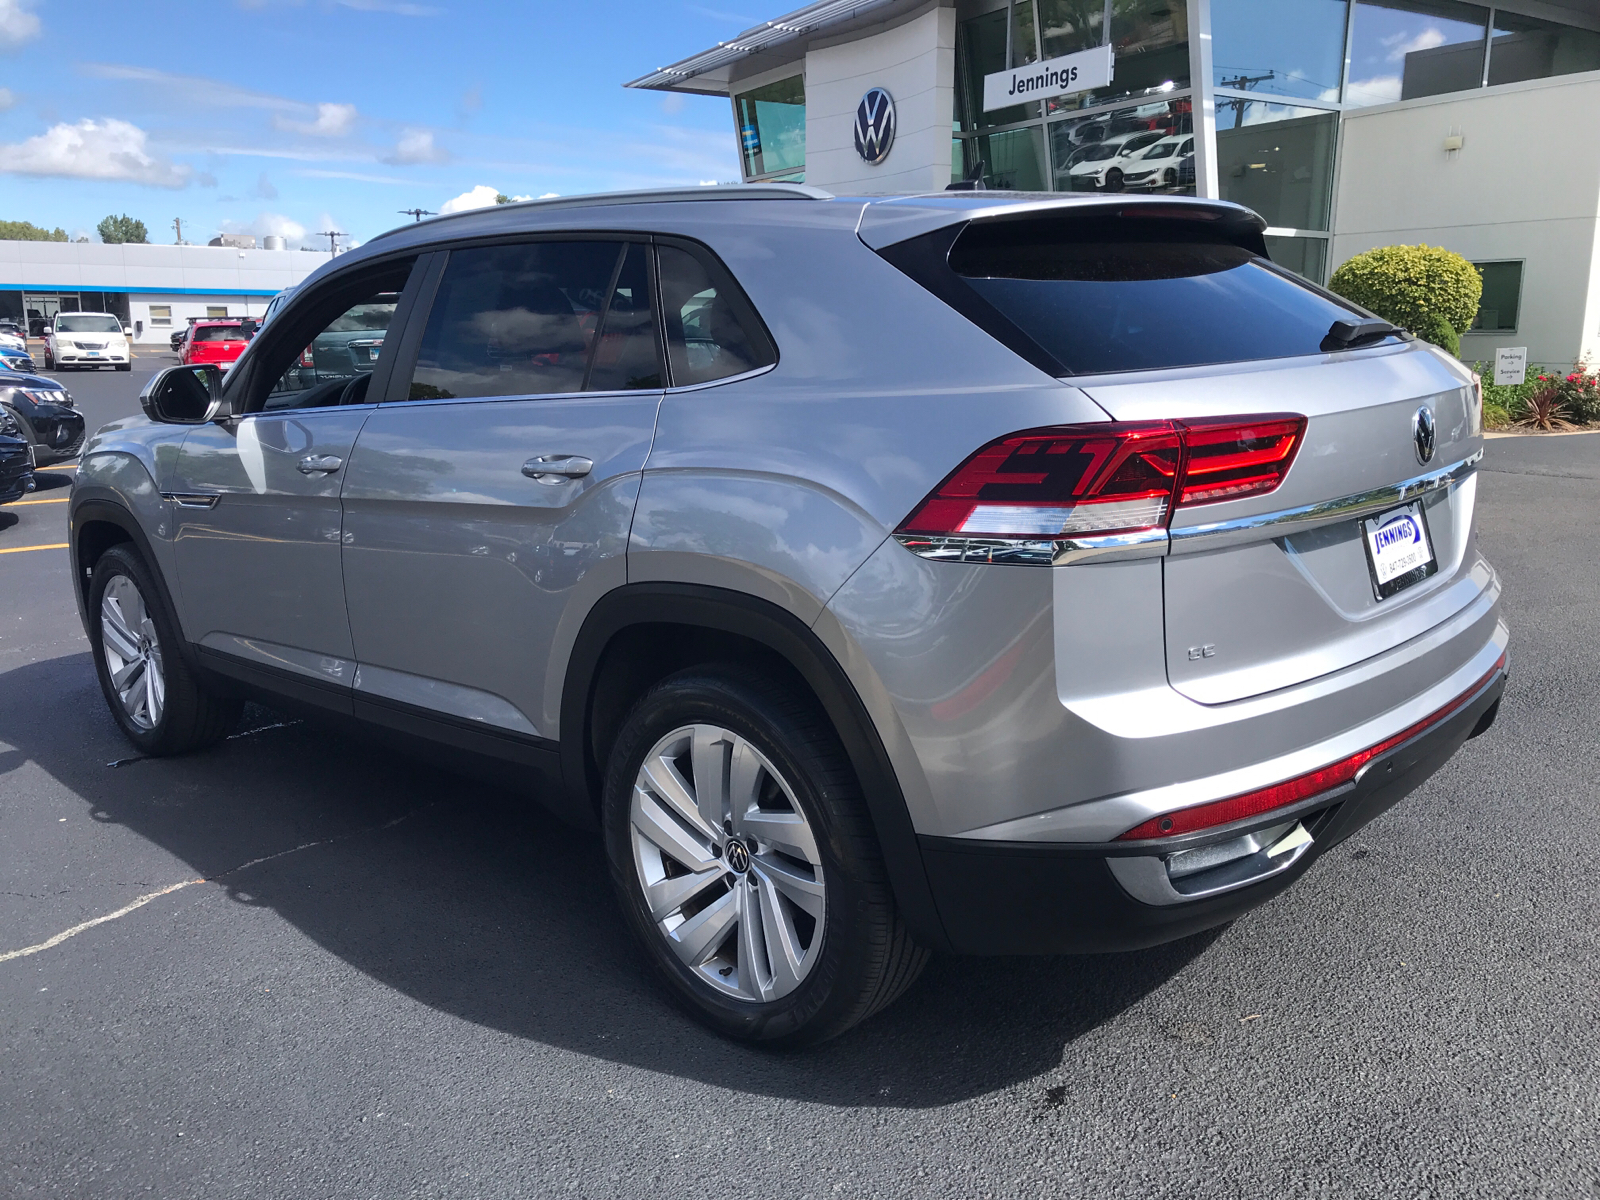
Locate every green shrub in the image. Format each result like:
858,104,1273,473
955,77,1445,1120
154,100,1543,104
1328,244,1483,353
1413,312,1459,356
1474,360,1600,428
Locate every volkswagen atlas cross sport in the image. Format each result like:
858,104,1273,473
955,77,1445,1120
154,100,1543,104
69,185,1506,1046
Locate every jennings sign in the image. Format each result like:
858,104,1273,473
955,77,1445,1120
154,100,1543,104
983,44,1114,112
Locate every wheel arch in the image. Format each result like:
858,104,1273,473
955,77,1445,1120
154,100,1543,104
560,582,951,952
70,498,199,674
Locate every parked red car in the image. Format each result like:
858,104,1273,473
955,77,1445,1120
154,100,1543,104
179,319,255,371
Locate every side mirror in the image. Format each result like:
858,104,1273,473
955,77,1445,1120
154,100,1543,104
140,364,226,424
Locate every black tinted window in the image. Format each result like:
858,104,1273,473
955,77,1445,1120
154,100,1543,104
408,241,626,400
943,217,1376,375
586,243,661,392
657,244,775,387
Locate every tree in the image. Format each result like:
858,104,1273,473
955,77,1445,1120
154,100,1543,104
0,219,68,242
97,214,149,244
494,193,512,204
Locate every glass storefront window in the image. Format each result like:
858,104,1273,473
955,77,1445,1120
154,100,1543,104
735,76,805,179
963,125,1050,191
1048,99,1193,193
1211,0,1349,103
1265,235,1330,283
1347,1,1488,107
1487,13,1600,87
1217,102,1337,231
1047,0,1190,115
956,4,1041,130
1471,261,1522,331
1038,0,1104,58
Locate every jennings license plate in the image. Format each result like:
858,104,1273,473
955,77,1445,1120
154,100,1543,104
1363,501,1437,599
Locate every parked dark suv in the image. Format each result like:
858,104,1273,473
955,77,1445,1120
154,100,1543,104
70,186,1505,1045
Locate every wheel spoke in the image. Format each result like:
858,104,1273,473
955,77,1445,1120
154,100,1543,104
643,863,726,920
740,809,819,865
144,658,162,725
751,854,825,920
100,602,141,662
726,739,765,834
736,878,769,1000
754,873,805,994
641,754,715,841
110,654,145,692
631,789,717,871
666,887,738,968
690,725,729,834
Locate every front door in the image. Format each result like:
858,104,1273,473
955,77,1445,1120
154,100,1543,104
340,239,663,741
168,258,420,694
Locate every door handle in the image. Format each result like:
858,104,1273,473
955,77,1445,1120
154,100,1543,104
521,454,593,483
297,454,344,475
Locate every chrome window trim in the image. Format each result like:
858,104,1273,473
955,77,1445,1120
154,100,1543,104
892,452,1481,568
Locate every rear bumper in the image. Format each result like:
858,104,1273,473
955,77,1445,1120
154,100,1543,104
918,664,1505,955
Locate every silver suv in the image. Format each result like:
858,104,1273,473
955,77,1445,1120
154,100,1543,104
70,186,1507,1045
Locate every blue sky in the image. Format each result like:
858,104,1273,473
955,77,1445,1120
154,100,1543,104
0,0,754,248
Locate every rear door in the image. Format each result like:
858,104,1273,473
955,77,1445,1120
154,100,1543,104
339,237,662,741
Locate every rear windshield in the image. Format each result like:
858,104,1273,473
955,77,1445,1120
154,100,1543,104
942,216,1379,375
193,324,244,342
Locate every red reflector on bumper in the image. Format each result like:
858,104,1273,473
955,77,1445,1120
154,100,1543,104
1117,656,1505,841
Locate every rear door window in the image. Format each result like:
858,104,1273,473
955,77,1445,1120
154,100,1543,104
656,242,776,387
893,215,1389,376
406,240,660,400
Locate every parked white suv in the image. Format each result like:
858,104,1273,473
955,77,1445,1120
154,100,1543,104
45,312,131,372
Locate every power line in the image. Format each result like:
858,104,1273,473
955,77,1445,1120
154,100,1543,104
398,208,435,222
1217,72,1275,128
317,230,346,256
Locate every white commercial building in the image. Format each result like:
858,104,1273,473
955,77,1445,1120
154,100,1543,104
0,240,328,345
629,0,1600,370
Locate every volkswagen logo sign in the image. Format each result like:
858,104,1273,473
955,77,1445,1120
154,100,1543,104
1413,405,1437,464
853,87,896,166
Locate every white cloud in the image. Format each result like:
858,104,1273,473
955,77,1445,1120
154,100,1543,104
439,184,502,214
1345,74,1403,105
253,171,278,199
1383,26,1447,62
538,192,558,199
223,212,307,243
0,0,41,48
80,63,304,113
0,119,192,188
275,101,359,137
0,87,15,110
384,128,447,165
294,167,412,184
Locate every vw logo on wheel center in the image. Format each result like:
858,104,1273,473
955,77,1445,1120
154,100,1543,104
724,838,751,873
853,87,896,166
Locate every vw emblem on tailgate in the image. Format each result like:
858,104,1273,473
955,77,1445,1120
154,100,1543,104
1413,405,1436,464
853,87,896,165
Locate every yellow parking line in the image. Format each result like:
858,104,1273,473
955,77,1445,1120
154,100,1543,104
0,542,68,554
8,496,69,505
37,464,78,471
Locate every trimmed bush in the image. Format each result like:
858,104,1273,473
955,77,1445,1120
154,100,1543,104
1328,244,1483,355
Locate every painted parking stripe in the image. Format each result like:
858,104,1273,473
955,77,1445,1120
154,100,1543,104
0,542,69,554
7,496,69,505
37,464,79,471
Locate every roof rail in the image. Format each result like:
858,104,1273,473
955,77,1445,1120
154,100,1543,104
369,183,832,242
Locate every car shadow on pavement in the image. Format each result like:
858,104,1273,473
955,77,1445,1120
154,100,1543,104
0,652,1219,1109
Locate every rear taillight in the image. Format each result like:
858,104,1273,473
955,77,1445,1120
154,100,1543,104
300,346,315,366
895,415,1305,544
1116,654,1505,841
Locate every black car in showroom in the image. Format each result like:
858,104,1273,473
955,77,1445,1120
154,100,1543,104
0,407,36,504
0,371,86,466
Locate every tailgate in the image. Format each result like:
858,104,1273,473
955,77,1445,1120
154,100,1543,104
1082,344,1485,704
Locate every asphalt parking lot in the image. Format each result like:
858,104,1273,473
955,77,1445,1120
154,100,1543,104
2,361,1597,1199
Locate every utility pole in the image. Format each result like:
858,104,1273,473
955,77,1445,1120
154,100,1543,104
318,230,346,257
172,217,185,245
398,208,435,222
1217,72,1275,128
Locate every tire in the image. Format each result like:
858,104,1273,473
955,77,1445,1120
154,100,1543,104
603,667,929,1046
42,348,54,370
1106,167,1125,192
88,545,242,755
116,363,132,372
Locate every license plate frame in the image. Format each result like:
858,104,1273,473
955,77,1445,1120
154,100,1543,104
1362,500,1437,601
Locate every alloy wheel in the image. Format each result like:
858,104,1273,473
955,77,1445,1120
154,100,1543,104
100,575,165,731
629,723,826,1002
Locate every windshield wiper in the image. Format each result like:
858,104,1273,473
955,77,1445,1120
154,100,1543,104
1322,316,1399,352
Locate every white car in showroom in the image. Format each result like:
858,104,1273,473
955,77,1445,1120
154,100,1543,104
1120,135,1197,191
44,312,132,372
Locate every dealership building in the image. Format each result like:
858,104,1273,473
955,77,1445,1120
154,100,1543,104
628,0,1600,369
0,240,326,346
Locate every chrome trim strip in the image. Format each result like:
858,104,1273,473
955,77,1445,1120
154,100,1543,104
893,527,1168,567
1168,451,1481,556
161,492,220,509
